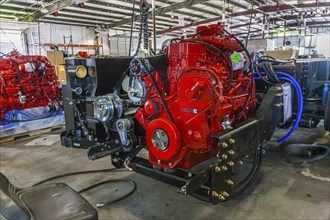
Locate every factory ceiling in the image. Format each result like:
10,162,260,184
0,0,329,37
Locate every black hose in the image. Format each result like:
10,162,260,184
32,168,118,186
254,65,275,85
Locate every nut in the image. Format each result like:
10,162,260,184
222,154,228,160
214,166,221,172
229,138,235,145
221,165,228,171
226,179,234,185
221,191,229,197
212,191,219,197
222,142,228,148
227,161,235,166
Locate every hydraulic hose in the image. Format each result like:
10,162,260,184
276,75,303,143
253,71,304,143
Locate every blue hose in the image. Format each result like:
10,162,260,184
253,71,304,143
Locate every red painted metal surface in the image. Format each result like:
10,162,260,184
136,23,256,169
0,50,58,119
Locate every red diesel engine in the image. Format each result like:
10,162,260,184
133,23,256,169
0,50,58,120
61,22,285,203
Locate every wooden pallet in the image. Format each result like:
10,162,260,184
0,125,65,144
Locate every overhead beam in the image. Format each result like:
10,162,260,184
19,0,74,22
39,17,98,26
202,2,232,13
227,0,249,9
79,3,194,24
236,20,330,37
0,6,34,15
150,0,222,16
89,0,208,20
156,2,330,35
106,0,210,28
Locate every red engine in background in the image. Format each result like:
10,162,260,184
135,23,256,169
0,50,58,120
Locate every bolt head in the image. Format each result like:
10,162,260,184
226,179,234,185
118,122,123,129
228,150,235,155
222,142,228,148
229,138,235,144
221,191,229,197
215,166,221,172
212,191,219,197
218,194,226,201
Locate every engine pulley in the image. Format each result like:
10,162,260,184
130,58,145,76
128,78,146,103
146,118,181,161
94,94,124,122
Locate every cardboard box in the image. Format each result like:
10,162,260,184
263,49,297,60
47,51,65,65
55,65,67,85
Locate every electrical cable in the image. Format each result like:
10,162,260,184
254,65,274,85
32,168,136,208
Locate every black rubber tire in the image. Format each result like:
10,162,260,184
324,91,330,131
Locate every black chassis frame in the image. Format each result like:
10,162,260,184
129,86,283,204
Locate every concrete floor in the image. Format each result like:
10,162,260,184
0,124,329,220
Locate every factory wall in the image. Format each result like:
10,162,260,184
23,24,144,57
315,35,330,57
0,30,25,54
25,23,105,56
1,22,329,58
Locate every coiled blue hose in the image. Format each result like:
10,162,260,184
254,71,304,143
